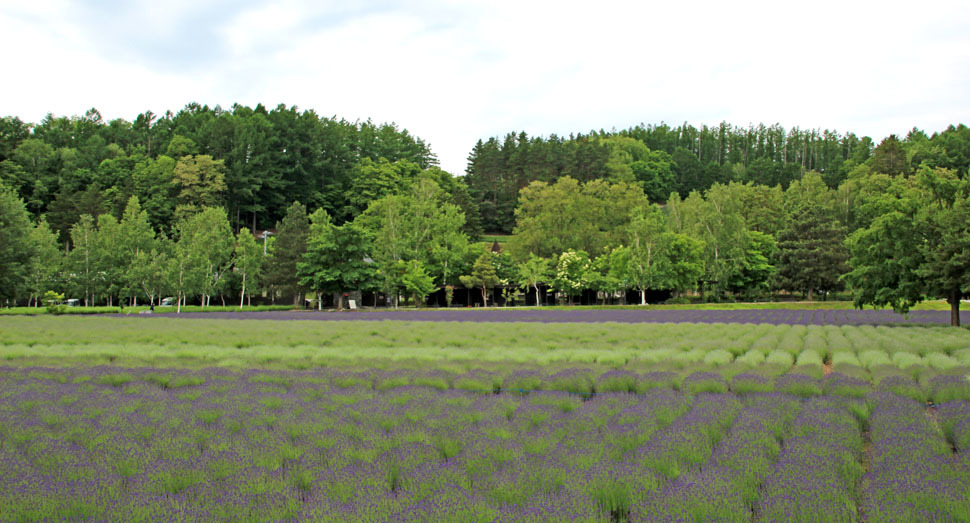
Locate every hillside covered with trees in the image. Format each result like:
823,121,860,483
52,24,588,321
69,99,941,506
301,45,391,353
1,104,968,323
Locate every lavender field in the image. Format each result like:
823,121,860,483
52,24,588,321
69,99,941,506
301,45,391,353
2,366,969,521
2,316,970,521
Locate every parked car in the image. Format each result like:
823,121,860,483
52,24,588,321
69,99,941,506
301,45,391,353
159,297,175,307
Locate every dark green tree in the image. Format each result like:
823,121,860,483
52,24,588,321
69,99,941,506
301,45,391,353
775,204,847,299
264,201,310,305
870,134,909,176
0,185,33,302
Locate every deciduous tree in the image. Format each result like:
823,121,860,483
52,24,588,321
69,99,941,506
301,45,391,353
845,167,970,325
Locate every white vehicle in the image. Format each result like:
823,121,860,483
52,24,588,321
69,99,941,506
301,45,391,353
159,297,175,307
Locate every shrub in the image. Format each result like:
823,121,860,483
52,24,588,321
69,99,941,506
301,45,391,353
731,373,773,394
681,372,728,394
765,350,794,367
930,375,970,403
595,370,637,393
891,352,923,369
775,373,822,398
43,291,66,315
702,349,734,366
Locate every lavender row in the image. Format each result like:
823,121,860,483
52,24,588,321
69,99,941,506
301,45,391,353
632,394,802,521
862,392,969,521
1,365,914,399
756,397,864,522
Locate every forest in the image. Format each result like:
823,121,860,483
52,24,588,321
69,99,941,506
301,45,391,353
0,104,968,323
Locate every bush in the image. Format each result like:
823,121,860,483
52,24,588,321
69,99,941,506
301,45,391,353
43,291,66,315
663,296,691,305
682,372,728,394
731,373,773,394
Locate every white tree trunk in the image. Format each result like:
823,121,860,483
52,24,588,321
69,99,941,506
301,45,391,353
240,273,246,309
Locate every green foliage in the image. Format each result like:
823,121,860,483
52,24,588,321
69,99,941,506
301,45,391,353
43,290,65,314
173,154,227,219
845,167,970,325
264,201,310,304
775,173,848,298
341,157,421,219
359,178,469,295
25,217,63,306
667,186,753,297
172,206,234,309
460,252,500,306
398,260,436,307
553,250,590,302
621,205,705,302
516,254,552,305
3,104,970,310
233,228,263,307
298,209,377,307
509,177,648,259
0,186,35,301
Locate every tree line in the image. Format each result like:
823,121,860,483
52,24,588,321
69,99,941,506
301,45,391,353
464,124,970,233
0,104,968,324
0,104,442,241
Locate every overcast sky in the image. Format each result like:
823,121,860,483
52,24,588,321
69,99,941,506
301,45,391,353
1,0,968,174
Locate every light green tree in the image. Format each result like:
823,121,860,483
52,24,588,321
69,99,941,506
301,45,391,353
510,177,648,260
516,254,552,306
624,206,705,304
399,259,436,307
359,178,468,302
174,207,234,309
460,252,499,307
587,251,624,305
553,250,591,305
68,215,99,306
174,155,227,219
118,196,156,306
298,209,377,310
94,213,123,306
129,245,169,308
0,185,34,302
25,217,63,307
667,188,749,298
234,228,263,308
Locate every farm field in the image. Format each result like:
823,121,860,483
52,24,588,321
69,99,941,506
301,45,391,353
1,316,969,521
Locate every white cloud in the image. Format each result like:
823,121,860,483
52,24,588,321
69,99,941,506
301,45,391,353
1,0,968,174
